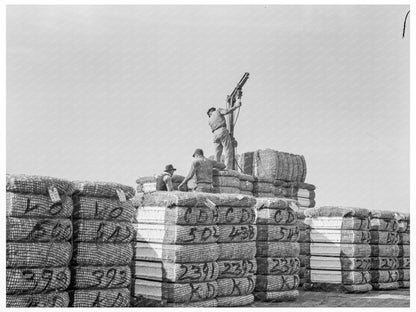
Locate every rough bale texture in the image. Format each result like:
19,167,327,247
135,242,219,263
73,219,134,243
256,242,300,258
395,212,410,233
371,210,397,219
7,267,70,295
371,282,400,290
398,232,410,245
73,181,135,199
217,276,256,297
240,180,254,192
310,243,371,258
398,269,410,281
218,224,257,243
253,182,274,194
71,265,131,289
142,191,256,208
70,288,130,307
256,257,300,275
167,299,218,307
213,186,241,194
398,245,410,257
254,289,299,302
217,259,257,278
255,197,297,210
6,291,70,307
370,218,398,232
217,206,256,224
256,206,298,225
309,229,371,244
72,242,133,266
213,169,241,178
370,270,399,283
370,244,400,257
239,173,255,182
255,274,299,292
274,180,315,191
371,257,399,270
307,270,372,285
7,242,72,267
370,231,399,245
212,176,240,188
219,242,257,260
7,217,72,242
303,282,372,293
216,294,254,306
256,224,300,242
398,257,410,269
255,192,275,198
305,206,370,218
286,188,316,200
72,195,134,222
6,174,75,195
299,242,310,255
6,192,73,218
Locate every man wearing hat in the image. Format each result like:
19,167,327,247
156,164,177,191
207,103,242,169
178,148,225,193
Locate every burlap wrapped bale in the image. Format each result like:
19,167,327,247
217,206,256,224
305,206,370,218
298,255,311,268
254,289,299,302
309,256,372,271
7,242,72,267
398,232,410,245
240,177,254,192
256,206,297,225
371,210,397,219
219,241,257,260
213,169,240,178
309,229,371,244
398,245,410,257
370,218,398,232
6,174,75,195
303,282,372,293
241,152,255,175
212,176,240,189
134,261,219,283
72,195,134,222
240,191,254,196
255,197,297,209
135,242,219,263
372,282,400,290
398,269,410,281
299,242,310,255
73,219,134,243
310,243,371,257
167,299,218,307
218,224,257,243
306,270,372,285
370,244,400,257
298,230,310,242
133,279,218,303
370,270,399,283
398,257,410,269
305,217,370,231
72,242,133,266
395,212,410,233
216,293,254,306
253,181,274,194
135,224,219,244
274,180,314,190
6,267,70,295
256,224,300,242
286,188,316,200
295,198,315,208
6,192,73,218
255,192,275,198
273,186,287,197
399,280,410,288
71,287,130,307
73,181,135,200
255,274,299,291
217,276,256,297
239,173,255,183
257,241,300,258
217,259,257,278
143,191,255,208
370,231,399,245
71,265,131,289
6,291,70,307
135,205,218,225
213,186,241,194
371,257,399,270
7,217,72,242
256,257,300,275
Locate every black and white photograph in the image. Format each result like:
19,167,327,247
2,1,413,308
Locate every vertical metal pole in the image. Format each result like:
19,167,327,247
227,98,235,170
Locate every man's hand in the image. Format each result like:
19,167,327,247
178,182,185,191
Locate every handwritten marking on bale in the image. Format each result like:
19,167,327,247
7,217,72,242
308,256,372,271
72,195,134,222
256,257,300,275
371,257,399,270
370,270,399,283
73,219,134,243
135,224,219,244
217,276,256,297
6,192,73,218
217,259,257,278
6,174,75,196
217,207,256,224
6,291,70,307
219,241,257,260
256,224,300,242
71,265,131,289
398,232,410,245
134,261,219,283
255,274,299,292
218,224,257,243
72,242,133,266
133,279,218,303
7,242,71,267
135,242,219,263
135,206,219,225
307,270,371,285
398,257,410,269
310,243,371,258
256,207,297,225
254,289,299,302
370,231,399,245
304,217,370,231
71,288,130,307
370,244,400,257
216,293,254,306
6,267,70,295
256,242,300,258
309,229,371,244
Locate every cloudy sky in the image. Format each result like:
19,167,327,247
6,5,410,212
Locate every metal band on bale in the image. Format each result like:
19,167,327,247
309,256,372,271
310,243,371,258
309,229,371,244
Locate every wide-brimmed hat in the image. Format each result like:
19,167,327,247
207,107,216,116
164,164,177,172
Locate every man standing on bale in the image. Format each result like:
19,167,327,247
207,102,241,169
156,164,176,191
178,148,225,193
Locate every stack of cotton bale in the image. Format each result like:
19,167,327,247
213,169,241,194
6,174,74,307
303,206,373,293
216,194,257,306
296,210,310,286
395,213,410,288
239,173,255,196
276,181,316,210
253,177,275,198
240,149,306,182
70,181,135,307
254,198,300,302
369,210,400,290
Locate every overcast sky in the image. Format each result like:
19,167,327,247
6,5,410,212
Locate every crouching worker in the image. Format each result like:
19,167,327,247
156,164,176,191
178,148,225,193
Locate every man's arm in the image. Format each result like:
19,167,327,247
179,162,197,189
212,159,226,170
163,175,174,192
218,102,242,116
